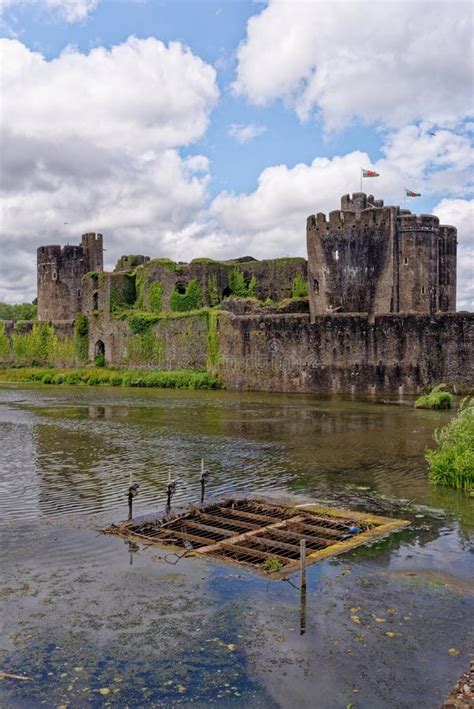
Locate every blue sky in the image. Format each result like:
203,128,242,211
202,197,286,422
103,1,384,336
0,0,472,305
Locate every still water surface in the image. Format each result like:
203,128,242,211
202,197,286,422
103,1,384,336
0,385,472,708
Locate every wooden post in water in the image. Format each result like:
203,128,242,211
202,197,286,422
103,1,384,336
300,538,306,588
300,538,307,635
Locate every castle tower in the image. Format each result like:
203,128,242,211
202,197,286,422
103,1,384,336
37,233,104,321
306,194,457,321
438,225,457,311
396,215,440,314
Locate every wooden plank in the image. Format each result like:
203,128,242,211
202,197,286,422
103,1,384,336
249,536,300,555
197,511,260,530
182,519,235,538
145,527,207,546
293,521,343,538
217,542,289,564
196,515,304,554
269,526,333,547
216,506,286,525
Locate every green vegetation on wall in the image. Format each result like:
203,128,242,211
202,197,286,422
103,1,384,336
426,397,474,491
0,301,37,321
207,274,220,307
228,268,257,298
74,314,89,363
0,322,10,362
415,384,453,410
207,309,221,368
126,330,165,366
170,279,203,312
12,322,75,367
147,281,164,312
291,274,309,298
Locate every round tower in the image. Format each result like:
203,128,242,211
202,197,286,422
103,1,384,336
81,232,103,273
438,225,457,311
37,244,86,321
397,214,439,314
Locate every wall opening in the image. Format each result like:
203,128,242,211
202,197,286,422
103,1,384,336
92,291,99,310
313,278,319,294
404,257,408,265
175,282,187,295
334,250,339,261
421,286,425,295
94,340,105,359
222,286,231,298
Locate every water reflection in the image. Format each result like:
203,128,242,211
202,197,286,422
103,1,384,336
0,386,471,540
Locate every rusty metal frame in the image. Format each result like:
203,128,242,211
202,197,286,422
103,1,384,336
103,499,410,578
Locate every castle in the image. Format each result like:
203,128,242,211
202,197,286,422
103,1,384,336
2,192,470,394
37,192,457,324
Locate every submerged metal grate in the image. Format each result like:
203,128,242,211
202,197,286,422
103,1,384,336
103,499,410,576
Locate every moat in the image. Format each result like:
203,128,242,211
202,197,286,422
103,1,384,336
0,385,472,708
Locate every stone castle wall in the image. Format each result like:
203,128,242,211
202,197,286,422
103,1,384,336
2,309,472,393
215,311,473,394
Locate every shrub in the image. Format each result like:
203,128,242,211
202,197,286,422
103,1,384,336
94,352,105,368
291,274,309,298
415,384,453,410
228,268,248,297
426,397,474,491
128,313,155,334
169,279,203,312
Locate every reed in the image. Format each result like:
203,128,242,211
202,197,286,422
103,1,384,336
426,397,474,491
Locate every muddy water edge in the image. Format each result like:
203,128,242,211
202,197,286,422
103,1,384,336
0,384,472,709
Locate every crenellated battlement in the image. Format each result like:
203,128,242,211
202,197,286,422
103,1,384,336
307,193,457,320
397,214,440,231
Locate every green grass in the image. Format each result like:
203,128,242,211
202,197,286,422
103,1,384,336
261,558,284,572
415,384,453,410
426,397,474,491
0,367,222,390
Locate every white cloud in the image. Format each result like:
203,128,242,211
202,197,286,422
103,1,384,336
433,199,474,311
0,0,99,22
233,0,473,130
228,122,267,144
0,36,218,302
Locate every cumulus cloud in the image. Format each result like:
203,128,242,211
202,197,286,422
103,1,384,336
233,0,473,130
0,0,98,23
0,37,219,302
228,122,267,144
433,199,474,310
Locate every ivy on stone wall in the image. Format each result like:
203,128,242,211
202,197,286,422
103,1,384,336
170,279,203,312
148,281,164,312
126,330,165,366
74,314,89,362
207,309,221,368
291,274,309,298
207,274,220,307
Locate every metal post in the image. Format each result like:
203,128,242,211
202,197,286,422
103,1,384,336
300,538,306,588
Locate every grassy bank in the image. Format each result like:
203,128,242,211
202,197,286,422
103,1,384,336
0,367,222,390
415,384,453,410
426,397,474,491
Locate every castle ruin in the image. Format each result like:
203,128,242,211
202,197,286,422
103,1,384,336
4,192,469,394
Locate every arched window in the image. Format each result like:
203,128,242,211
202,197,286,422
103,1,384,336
92,292,99,310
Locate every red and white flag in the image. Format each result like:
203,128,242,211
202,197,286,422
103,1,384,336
405,188,421,197
362,168,380,177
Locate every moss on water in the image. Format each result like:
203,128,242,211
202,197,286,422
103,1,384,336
0,367,222,389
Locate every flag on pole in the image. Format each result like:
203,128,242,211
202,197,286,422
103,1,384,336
362,169,380,177
405,188,421,197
